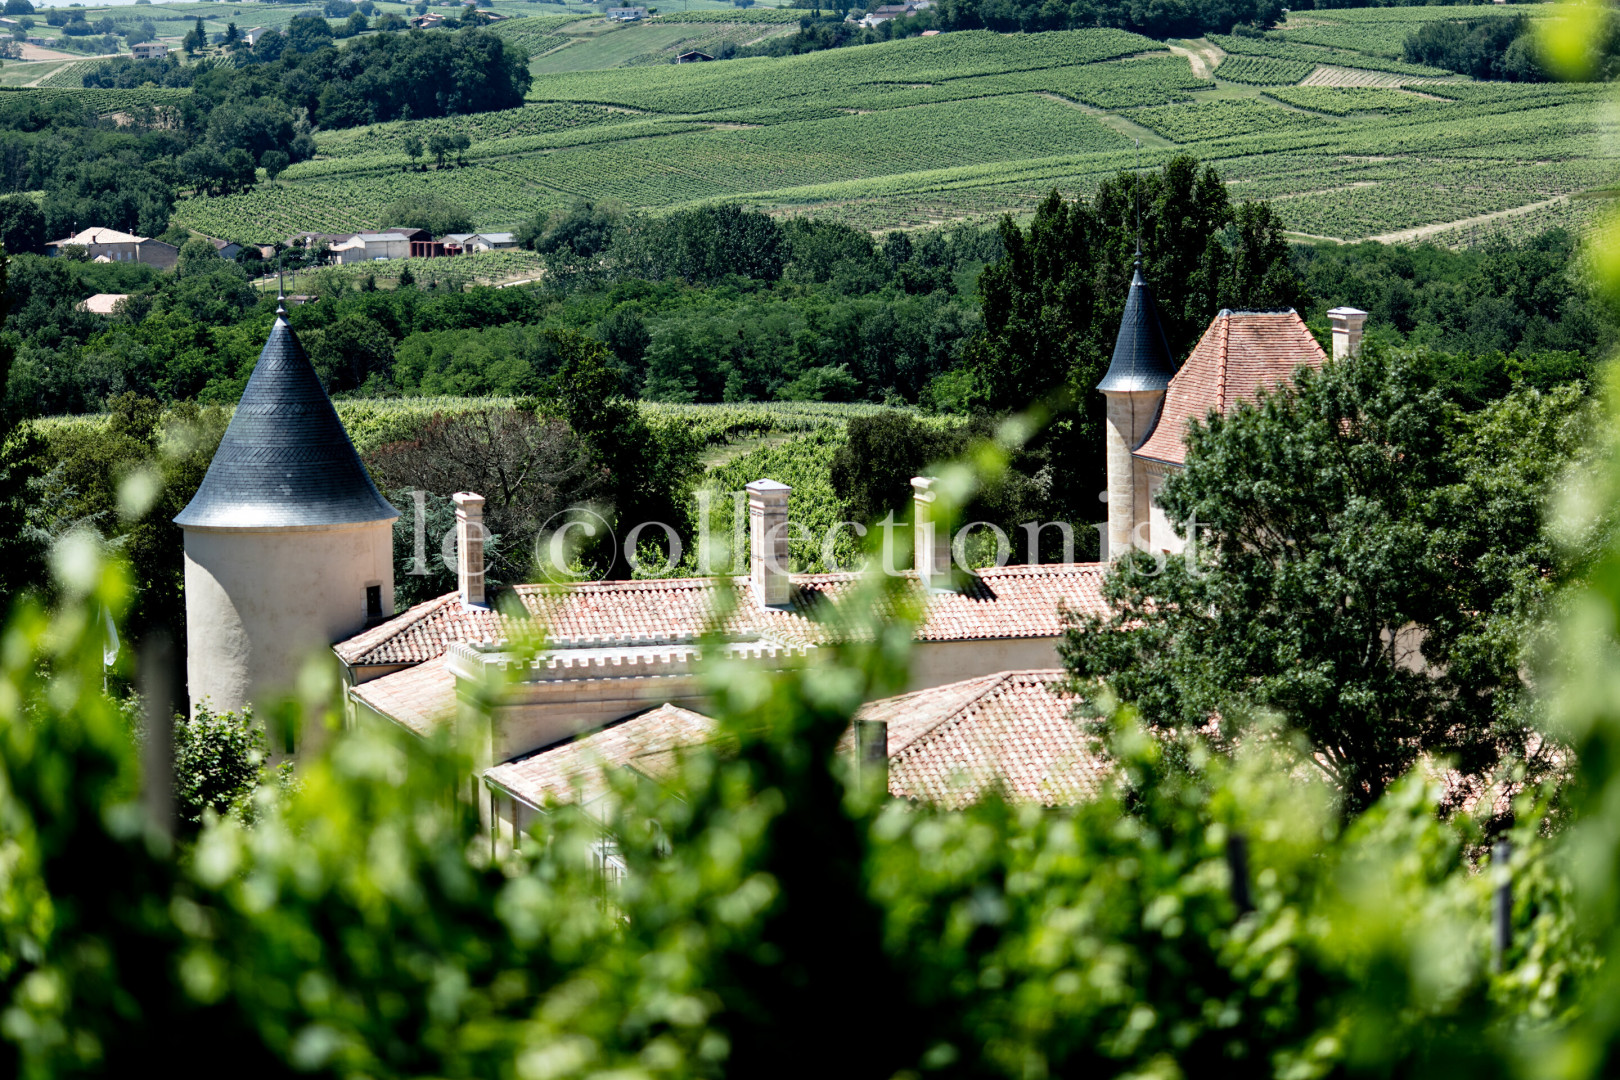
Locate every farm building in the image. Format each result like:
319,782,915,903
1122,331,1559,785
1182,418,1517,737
606,6,647,19
674,50,713,63
330,232,412,263
130,41,168,59
46,228,178,270
854,0,932,24
441,232,517,252
76,293,129,316
408,12,445,28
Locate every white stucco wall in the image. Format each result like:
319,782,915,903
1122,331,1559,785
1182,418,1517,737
183,521,394,718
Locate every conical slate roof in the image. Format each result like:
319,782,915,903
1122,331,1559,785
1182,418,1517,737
175,309,398,530
1096,261,1176,393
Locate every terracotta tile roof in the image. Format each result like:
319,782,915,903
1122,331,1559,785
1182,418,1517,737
854,669,1110,808
349,657,456,738
485,703,722,810
1134,309,1327,467
484,670,1111,813
336,564,1109,668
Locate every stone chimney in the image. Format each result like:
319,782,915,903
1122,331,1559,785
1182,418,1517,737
746,478,791,608
1328,307,1368,361
855,718,888,796
911,476,951,586
453,491,486,607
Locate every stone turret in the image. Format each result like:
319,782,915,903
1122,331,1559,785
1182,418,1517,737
1096,259,1176,560
175,301,398,720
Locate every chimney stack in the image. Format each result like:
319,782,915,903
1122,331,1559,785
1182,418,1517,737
453,491,486,607
855,718,888,797
746,478,791,608
911,476,951,587
1328,307,1368,361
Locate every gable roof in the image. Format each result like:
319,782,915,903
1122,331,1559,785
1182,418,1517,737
174,308,400,530
351,656,456,737
486,703,721,811
51,227,145,247
853,669,1108,807
1096,261,1176,394
482,669,1108,812
335,563,1109,668
76,293,128,315
1134,308,1327,467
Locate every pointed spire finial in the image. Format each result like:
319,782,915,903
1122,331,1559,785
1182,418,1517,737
276,269,287,318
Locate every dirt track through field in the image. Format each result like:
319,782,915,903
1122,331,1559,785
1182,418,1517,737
1368,195,1571,244
1167,39,1224,80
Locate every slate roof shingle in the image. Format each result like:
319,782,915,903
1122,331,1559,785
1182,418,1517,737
175,312,400,530
1134,309,1327,467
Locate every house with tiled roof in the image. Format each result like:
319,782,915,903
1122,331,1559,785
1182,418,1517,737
1099,256,1363,558
338,479,1111,784
481,670,1108,831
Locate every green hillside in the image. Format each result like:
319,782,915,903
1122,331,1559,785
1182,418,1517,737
0,2,1579,247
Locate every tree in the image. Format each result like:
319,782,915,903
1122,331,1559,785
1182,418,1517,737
537,332,701,577
285,13,334,53
177,237,221,274
365,408,606,582
171,703,270,832
223,21,240,45
182,16,204,54
518,199,620,259
259,149,288,186
401,133,423,170
340,11,369,37
451,131,470,166
0,195,44,256
1,0,32,15
1060,346,1584,814
382,194,473,235
302,313,397,394
426,131,451,169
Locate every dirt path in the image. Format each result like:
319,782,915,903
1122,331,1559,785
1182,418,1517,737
1167,38,1224,80
1368,195,1570,244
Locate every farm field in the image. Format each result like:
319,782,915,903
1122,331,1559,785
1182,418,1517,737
113,4,1607,247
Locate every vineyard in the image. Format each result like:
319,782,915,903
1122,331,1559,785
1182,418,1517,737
1262,86,1438,116
144,9,1617,249
1131,98,1324,142
1205,32,1449,78
651,9,804,23
1213,56,1314,86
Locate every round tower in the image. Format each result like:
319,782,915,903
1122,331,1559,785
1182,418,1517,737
1096,259,1176,560
175,302,399,718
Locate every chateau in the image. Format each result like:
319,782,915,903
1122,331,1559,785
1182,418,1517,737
175,277,1364,831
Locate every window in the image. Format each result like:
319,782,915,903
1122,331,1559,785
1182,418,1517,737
365,584,382,620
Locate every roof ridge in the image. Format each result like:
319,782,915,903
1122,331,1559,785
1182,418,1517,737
335,593,457,663
890,670,1017,763
1217,311,1230,413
